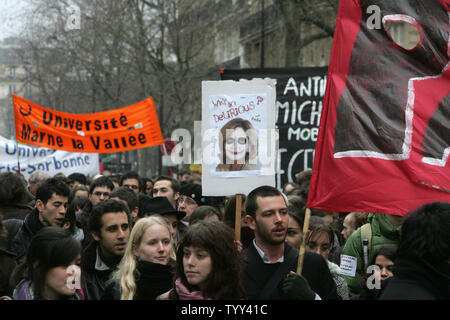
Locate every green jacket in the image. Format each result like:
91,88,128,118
341,213,402,296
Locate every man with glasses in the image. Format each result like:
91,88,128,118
177,183,207,227
120,171,141,194
78,176,115,248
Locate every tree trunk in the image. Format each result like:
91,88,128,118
284,22,302,66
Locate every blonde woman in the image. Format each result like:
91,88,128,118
101,215,175,300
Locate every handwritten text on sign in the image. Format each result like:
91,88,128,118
13,95,164,153
211,95,265,124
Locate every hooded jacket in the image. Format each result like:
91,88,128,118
341,213,402,296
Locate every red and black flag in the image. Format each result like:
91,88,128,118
308,0,450,215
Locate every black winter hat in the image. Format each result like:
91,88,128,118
138,194,186,220
179,183,206,206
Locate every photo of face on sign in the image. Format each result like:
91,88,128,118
215,118,259,172
208,93,271,178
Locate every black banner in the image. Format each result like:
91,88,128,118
221,67,328,188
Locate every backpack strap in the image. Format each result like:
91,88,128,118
360,223,372,271
258,247,299,300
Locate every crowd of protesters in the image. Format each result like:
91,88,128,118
0,168,449,300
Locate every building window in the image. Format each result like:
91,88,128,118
10,67,16,77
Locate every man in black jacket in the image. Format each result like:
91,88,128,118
9,178,70,263
241,185,340,300
81,199,130,300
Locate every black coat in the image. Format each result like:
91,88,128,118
81,241,116,300
241,242,340,300
0,247,16,297
101,260,174,300
380,256,450,300
9,208,44,263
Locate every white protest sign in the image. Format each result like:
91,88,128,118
339,254,358,277
0,135,99,180
202,79,277,196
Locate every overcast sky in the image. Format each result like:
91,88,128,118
0,0,30,40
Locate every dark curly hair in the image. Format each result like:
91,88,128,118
174,220,246,299
0,172,28,206
397,202,450,265
35,177,71,205
88,199,130,234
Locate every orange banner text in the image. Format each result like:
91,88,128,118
13,95,164,153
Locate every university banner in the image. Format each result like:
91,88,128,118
220,67,327,188
13,95,164,153
0,135,99,180
307,0,450,216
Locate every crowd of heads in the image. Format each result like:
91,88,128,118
0,168,448,301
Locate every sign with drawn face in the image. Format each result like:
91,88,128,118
209,93,270,177
308,0,450,215
201,79,277,196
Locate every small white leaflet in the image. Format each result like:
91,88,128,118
339,254,357,277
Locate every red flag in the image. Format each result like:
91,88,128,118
307,0,450,216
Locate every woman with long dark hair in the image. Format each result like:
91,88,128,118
355,245,398,300
158,220,246,300
12,227,83,300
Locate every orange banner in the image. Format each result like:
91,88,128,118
13,95,164,153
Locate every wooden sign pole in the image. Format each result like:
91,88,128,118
234,194,242,241
296,207,311,275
